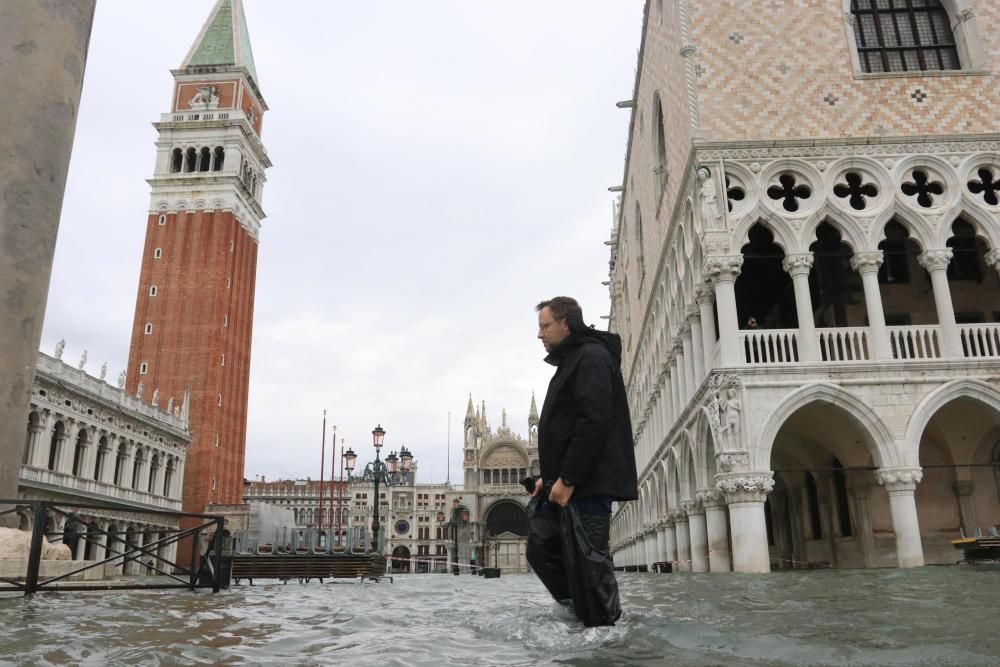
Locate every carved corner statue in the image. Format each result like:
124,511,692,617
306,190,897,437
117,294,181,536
136,381,144,400
54,339,65,360
151,388,159,407
99,362,107,381
697,166,723,231
117,370,126,389
166,396,174,413
78,350,87,370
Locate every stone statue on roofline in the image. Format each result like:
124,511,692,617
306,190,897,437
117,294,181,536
54,339,65,360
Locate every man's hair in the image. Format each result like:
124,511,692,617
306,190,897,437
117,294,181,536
536,296,584,329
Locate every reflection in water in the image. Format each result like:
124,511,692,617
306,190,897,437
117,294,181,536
1,568,998,666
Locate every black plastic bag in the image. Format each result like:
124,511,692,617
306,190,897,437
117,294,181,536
526,494,622,627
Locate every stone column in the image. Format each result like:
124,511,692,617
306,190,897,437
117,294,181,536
816,473,838,567
875,467,925,568
173,458,186,498
668,364,680,422
94,521,109,563
917,250,962,358
954,481,977,537
685,500,709,573
655,520,668,566
687,306,705,385
782,254,820,362
57,418,77,474
673,345,688,410
701,489,732,572
718,473,774,573
0,0,96,525
986,249,1000,281
26,415,47,469
120,443,136,490
663,518,677,569
851,251,892,360
102,435,118,485
848,479,878,568
673,511,691,572
696,286,718,371
82,426,99,480
680,324,696,401
704,256,744,366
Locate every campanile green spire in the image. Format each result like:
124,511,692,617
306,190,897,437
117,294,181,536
181,0,259,85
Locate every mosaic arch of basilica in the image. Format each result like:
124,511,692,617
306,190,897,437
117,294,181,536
609,0,1000,573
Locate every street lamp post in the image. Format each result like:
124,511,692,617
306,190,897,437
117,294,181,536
342,425,412,554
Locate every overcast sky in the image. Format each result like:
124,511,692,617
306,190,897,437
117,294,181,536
41,0,644,484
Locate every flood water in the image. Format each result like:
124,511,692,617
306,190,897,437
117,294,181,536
1,567,998,666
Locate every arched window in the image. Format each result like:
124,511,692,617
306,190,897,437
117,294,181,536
652,93,668,194
213,146,225,171
184,147,197,172
199,147,211,172
170,148,183,173
850,0,959,73
634,201,645,281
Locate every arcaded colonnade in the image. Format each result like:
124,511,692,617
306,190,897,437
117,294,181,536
610,149,1000,574
12,350,190,571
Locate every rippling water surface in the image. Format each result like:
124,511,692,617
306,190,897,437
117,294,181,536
1,567,998,666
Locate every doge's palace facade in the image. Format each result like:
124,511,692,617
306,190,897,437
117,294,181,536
610,0,1000,573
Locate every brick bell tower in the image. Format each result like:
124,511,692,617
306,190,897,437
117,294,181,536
126,0,270,515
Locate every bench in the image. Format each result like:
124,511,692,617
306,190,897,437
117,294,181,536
229,554,387,585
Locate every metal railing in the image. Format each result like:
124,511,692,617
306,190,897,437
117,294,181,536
0,499,225,596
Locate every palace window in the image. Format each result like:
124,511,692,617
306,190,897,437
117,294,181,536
850,0,959,73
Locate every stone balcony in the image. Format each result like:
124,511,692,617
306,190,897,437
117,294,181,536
19,465,181,512
738,323,1000,365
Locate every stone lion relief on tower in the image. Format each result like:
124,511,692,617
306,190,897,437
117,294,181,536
189,85,220,109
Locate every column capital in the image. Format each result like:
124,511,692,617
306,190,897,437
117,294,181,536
670,509,689,524
697,488,726,509
679,322,692,338
850,251,884,275
703,255,743,284
716,472,774,504
680,498,704,516
686,304,701,321
782,253,815,277
874,466,923,493
985,248,1000,272
917,248,953,272
954,480,975,497
694,284,715,306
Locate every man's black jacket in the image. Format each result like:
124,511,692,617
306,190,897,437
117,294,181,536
538,326,638,502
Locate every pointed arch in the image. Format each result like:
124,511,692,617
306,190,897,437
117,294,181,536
755,382,898,470
905,379,1000,448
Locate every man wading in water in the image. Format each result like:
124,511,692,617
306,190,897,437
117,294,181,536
526,296,638,626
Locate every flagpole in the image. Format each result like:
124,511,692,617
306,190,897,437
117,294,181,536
318,410,326,530
336,438,344,546
328,425,337,530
